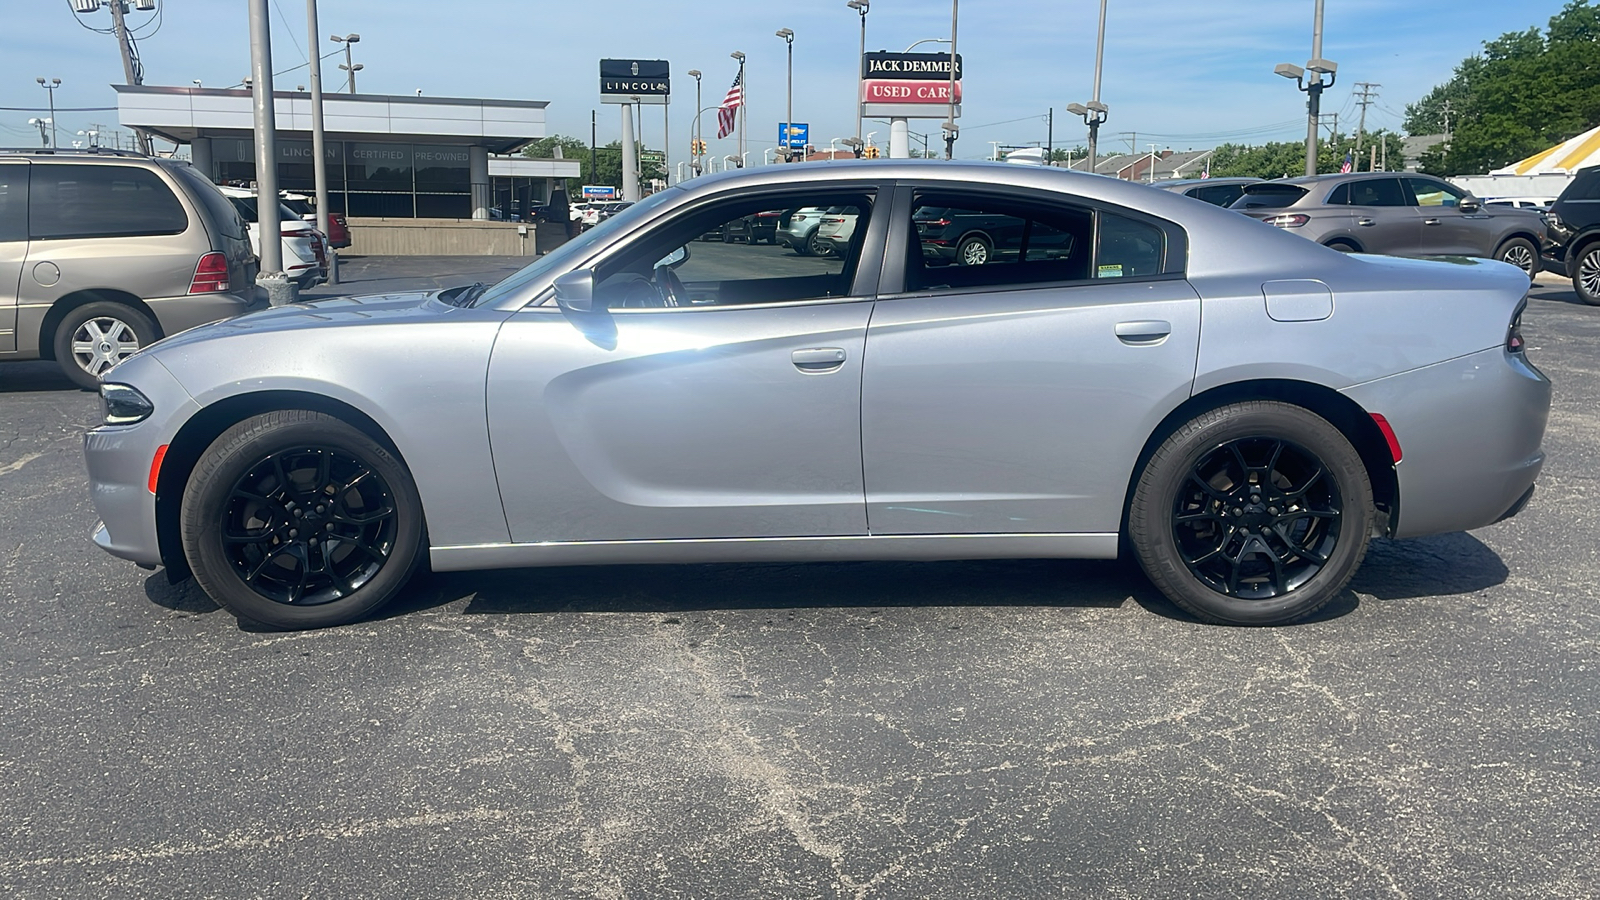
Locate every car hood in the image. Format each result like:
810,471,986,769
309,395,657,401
143,290,445,354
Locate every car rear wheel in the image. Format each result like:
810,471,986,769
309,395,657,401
1324,240,1360,253
957,236,991,266
808,232,833,258
180,410,425,630
1128,401,1374,625
52,301,157,391
1573,242,1600,306
1496,237,1538,278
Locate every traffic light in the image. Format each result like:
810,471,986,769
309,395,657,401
864,145,880,159
690,139,707,155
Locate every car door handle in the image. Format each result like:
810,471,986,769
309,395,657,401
1115,320,1171,344
1424,218,1441,226
792,347,847,372
1357,217,1376,226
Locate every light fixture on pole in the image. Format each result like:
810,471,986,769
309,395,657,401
1066,0,1111,175
28,118,51,148
730,50,746,166
1276,0,1336,176
688,69,703,175
36,78,61,148
846,0,869,144
776,28,795,161
331,33,361,93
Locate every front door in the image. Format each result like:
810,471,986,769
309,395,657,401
0,162,26,353
487,184,884,543
1405,176,1486,256
862,187,1201,536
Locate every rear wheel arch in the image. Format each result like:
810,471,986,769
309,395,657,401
38,289,162,361
154,391,414,580
1565,229,1600,265
1120,379,1398,546
1323,238,1363,253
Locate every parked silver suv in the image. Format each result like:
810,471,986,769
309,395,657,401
1229,172,1548,276
0,149,259,388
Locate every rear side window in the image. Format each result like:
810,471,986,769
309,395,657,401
1325,183,1351,205
1347,178,1406,207
29,164,188,240
1096,213,1165,279
1190,184,1246,207
905,195,1093,292
170,164,245,241
1578,172,1600,201
0,163,25,242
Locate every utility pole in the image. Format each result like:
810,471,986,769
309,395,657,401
306,0,337,284
1353,81,1380,170
248,0,296,306
1046,107,1053,164
591,109,597,183
107,0,154,154
1442,98,1452,146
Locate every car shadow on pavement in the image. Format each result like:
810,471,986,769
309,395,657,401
0,361,80,394
140,531,1509,630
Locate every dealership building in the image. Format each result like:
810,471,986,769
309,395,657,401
114,85,580,223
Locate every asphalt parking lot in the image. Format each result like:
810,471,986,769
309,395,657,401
1,260,1597,898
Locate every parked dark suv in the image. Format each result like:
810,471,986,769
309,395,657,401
1540,165,1600,304
0,149,259,388
914,205,1076,266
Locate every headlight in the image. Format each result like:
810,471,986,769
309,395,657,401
100,383,154,425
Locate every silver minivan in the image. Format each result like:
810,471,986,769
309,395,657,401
0,149,259,388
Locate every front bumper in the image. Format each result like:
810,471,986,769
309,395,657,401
1342,345,1550,538
83,358,200,568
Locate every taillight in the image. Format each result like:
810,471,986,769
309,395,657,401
822,217,844,224
1507,301,1526,353
922,218,951,227
1264,213,1310,228
188,252,230,294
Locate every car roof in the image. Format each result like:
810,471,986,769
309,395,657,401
1157,177,1262,188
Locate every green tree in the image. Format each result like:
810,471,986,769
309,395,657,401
1404,1,1600,175
1206,130,1405,179
522,134,666,195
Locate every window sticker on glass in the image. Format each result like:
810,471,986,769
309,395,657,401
1098,264,1124,278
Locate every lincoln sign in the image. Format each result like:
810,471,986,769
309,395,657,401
600,59,670,106
861,51,963,119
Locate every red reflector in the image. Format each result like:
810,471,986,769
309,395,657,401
1370,414,1402,464
148,444,169,494
188,252,229,294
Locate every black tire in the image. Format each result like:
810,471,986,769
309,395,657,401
793,236,813,257
1495,236,1538,278
180,410,425,630
808,231,832,257
957,235,991,266
1571,240,1600,306
1128,401,1374,625
52,301,157,391
1324,239,1360,253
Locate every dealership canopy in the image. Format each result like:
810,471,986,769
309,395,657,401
1492,124,1600,176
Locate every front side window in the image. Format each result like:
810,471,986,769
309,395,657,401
1346,178,1406,207
29,164,188,240
590,191,875,310
1406,177,1466,208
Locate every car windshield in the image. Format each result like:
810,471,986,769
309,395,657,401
472,187,683,308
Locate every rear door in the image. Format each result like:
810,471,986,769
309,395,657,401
1342,177,1419,255
861,185,1200,536
0,162,25,352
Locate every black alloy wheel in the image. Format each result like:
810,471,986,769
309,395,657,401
182,410,424,629
221,447,398,606
1172,437,1341,600
1129,401,1374,625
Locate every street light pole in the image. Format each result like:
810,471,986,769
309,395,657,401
776,29,794,161
942,0,960,159
1275,0,1337,177
248,0,296,305
306,0,337,285
688,70,703,175
36,78,60,148
331,33,361,94
730,50,746,166
847,0,869,144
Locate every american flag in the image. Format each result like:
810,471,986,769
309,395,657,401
1339,150,1354,173
717,70,743,139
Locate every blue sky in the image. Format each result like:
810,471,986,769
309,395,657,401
0,0,1577,160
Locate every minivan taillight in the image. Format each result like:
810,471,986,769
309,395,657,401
188,252,230,294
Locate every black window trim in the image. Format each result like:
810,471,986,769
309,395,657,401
533,178,896,311
875,180,1188,299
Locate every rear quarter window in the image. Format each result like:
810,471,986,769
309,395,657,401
171,165,246,241
29,164,188,240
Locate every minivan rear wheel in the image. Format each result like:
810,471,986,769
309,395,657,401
53,301,157,390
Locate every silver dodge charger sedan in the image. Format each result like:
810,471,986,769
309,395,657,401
83,161,1550,630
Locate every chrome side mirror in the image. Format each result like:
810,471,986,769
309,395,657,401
554,269,596,312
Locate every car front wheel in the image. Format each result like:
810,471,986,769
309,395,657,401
180,410,425,630
1128,401,1374,625
1573,242,1600,306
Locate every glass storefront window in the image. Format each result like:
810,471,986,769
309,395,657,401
414,145,469,194
346,143,413,192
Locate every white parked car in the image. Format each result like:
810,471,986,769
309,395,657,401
815,206,861,257
217,185,327,287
